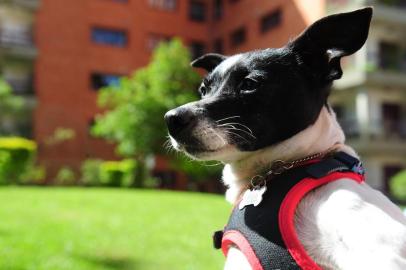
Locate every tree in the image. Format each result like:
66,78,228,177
0,78,24,136
92,39,208,186
390,170,406,202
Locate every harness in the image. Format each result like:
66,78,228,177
213,152,365,270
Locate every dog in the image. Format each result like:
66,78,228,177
165,7,406,270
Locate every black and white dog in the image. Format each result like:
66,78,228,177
165,8,406,270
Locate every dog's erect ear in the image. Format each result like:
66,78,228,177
291,7,373,81
191,53,227,72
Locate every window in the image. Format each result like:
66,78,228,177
190,41,205,59
91,27,127,47
230,27,246,47
91,73,121,90
213,0,223,20
213,38,223,54
260,9,282,33
382,103,402,137
379,42,406,71
189,0,206,22
148,0,177,11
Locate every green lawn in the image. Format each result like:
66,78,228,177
0,187,231,270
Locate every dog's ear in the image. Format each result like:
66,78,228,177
290,7,372,81
191,53,227,72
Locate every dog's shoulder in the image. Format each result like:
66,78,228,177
296,179,406,270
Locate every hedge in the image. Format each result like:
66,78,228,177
0,137,37,184
81,159,137,187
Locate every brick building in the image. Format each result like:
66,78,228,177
34,0,324,181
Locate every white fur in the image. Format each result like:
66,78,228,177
222,107,406,270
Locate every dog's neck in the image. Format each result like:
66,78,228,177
222,107,357,203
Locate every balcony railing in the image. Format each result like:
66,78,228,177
11,0,40,9
338,118,406,140
0,28,34,48
5,76,34,95
377,0,406,8
0,27,37,58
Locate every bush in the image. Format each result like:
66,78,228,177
80,159,103,186
100,159,136,187
80,159,136,187
390,170,406,201
55,166,76,186
0,137,37,184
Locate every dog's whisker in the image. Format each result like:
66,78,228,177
219,125,256,139
216,116,241,123
218,122,255,135
202,161,223,167
223,130,250,143
207,127,227,146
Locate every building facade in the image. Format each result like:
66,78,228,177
0,0,37,138
34,0,324,181
327,0,406,194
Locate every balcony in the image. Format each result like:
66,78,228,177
10,0,40,10
4,75,34,96
0,29,37,59
327,0,406,25
338,118,406,153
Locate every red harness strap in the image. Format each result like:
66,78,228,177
279,172,364,270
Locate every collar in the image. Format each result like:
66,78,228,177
249,148,362,189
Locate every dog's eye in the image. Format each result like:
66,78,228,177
240,78,260,93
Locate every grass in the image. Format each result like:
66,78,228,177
0,187,231,270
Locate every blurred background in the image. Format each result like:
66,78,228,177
0,0,406,269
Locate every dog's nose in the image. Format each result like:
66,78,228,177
164,108,196,137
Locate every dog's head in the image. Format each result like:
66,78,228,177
165,8,372,162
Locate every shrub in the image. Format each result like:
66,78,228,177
100,159,136,187
0,137,37,184
390,170,406,201
55,166,77,185
80,159,103,186
80,159,136,187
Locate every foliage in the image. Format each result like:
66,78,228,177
80,159,137,187
0,187,230,270
0,78,24,116
99,159,136,187
55,166,76,185
0,137,37,184
44,127,76,146
92,38,200,157
80,159,103,186
390,170,406,201
92,38,207,186
172,156,223,182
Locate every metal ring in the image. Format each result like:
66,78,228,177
250,175,265,189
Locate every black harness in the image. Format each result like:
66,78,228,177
213,152,365,270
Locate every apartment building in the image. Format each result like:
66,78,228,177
34,0,323,181
327,0,406,194
0,0,38,138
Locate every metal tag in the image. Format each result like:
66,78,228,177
238,185,267,210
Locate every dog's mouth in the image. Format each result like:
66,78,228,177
170,135,228,156
167,117,257,161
